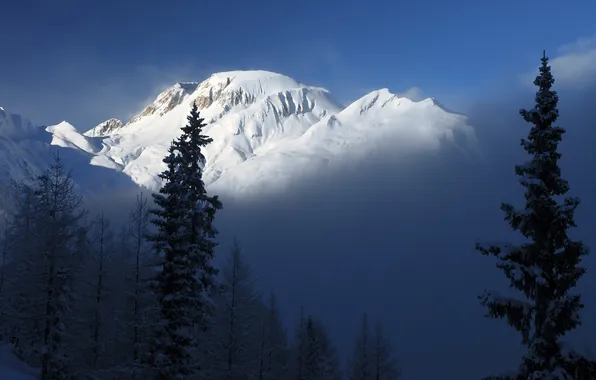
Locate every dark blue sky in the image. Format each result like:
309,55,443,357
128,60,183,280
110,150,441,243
1,0,595,128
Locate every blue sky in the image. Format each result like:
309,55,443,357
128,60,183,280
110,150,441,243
1,0,595,128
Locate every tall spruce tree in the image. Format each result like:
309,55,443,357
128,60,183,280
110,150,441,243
148,102,222,379
476,51,592,379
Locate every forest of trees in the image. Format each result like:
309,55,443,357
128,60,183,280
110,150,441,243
0,52,593,379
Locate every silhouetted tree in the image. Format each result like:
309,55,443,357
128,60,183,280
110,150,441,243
148,103,222,379
477,51,593,379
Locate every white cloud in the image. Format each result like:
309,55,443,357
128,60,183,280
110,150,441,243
557,35,596,55
521,35,596,88
396,86,425,101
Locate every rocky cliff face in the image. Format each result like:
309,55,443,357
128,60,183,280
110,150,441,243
126,82,200,126
86,118,124,137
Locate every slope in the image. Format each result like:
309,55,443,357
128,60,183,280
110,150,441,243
0,107,139,215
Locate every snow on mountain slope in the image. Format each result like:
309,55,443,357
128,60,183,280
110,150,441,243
57,70,479,196
48,121,103,154
303,89,477,156
2,70,478,202
0,107,54,212
206,88,478,195
0,107,140,214
82,70,344,190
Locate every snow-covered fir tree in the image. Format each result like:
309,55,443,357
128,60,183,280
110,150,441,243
148,102,223,379
7,154,87,379
476,51,594,379
208,240,263,380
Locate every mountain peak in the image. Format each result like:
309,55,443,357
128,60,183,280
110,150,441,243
85,118,124,137
192,70,306,111
82,70,331,138
122,71,307,129
203,70,301,89
125,82,199,125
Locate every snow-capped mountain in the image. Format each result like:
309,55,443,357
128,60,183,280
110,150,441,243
0,70,478,204
82,71,346,192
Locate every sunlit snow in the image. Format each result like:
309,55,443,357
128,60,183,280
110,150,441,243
0,70,479,200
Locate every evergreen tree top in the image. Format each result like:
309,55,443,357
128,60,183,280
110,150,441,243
520,50,560,142
476,50,592,378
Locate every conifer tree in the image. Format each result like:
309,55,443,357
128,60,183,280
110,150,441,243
261,293,289,380
8,154,87,379
148,102,222,379
4,184,38,357
348,313,371,380
348,315,400,380
85,213,119,373
301,315,341,380
294,307,306,380
370,322,400,380
476,51,593,379
127,192,153,376
209,240,262,380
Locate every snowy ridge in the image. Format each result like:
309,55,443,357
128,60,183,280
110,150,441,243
47,121,102,154
0,70,479,201
0,108,140,215
206,87,478,195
